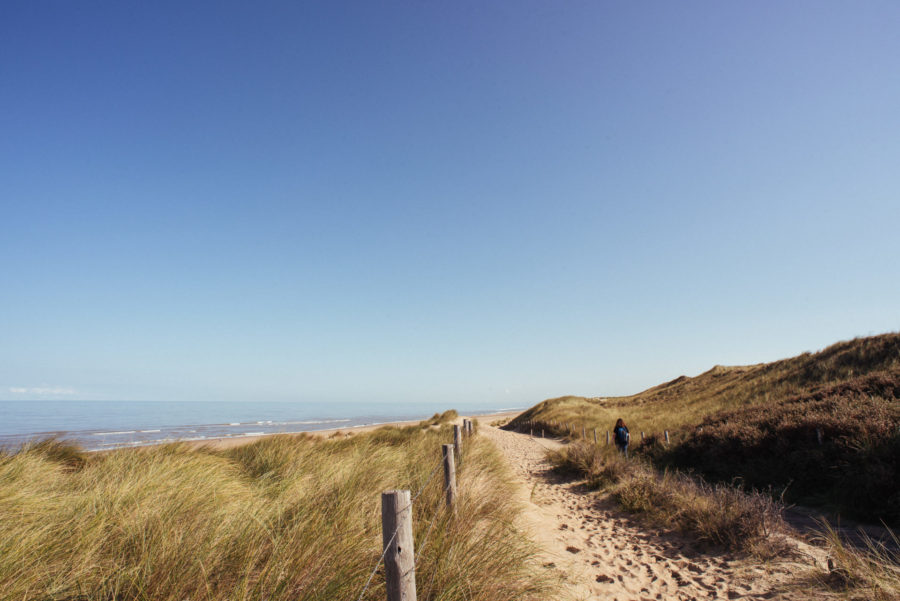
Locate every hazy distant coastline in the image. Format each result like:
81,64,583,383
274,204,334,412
0,401,524,451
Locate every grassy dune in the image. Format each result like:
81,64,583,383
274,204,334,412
518,333,900,599
513,333,900,436
512,333,900,521
0,421,548,601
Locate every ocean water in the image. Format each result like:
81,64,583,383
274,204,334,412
0,400,522,451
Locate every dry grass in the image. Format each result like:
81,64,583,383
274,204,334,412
658,371,900,524
0,424,548,601
512,333,900,524
548,441,793,559
420,409,459,427
817,525,900,601
513,333,900,440
525,333,900,599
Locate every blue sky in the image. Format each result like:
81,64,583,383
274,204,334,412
2,1,899,404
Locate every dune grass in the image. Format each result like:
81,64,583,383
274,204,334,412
512,333,900,439
547,441,792,559
817,525,900,601
525,333,900,599
0,424,548,601
512,334,900,522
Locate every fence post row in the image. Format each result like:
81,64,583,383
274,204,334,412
442,444,457,510
382,490,417,601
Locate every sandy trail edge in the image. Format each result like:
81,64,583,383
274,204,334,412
477,423,829,601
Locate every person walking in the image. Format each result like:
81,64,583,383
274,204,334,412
613,418,630,458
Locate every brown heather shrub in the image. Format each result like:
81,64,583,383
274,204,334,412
514,334,900,526
659,370,900,525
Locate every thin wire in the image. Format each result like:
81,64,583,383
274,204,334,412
414,482,449,565
355,527,399,601
354,453,445,601
412,459,444,503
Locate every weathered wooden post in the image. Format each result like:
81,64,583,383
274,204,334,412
593,428,597,444
541,428,544,438
382,490,417,601
454,425,462,460
581,426,586,439
664,430,670,445
816,427,824,445
442,444,457,510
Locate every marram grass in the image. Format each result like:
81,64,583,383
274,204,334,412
0,425,549,601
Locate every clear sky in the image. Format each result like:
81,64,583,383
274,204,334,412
2,1,899,405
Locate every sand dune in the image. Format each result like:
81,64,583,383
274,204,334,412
477,423,826,601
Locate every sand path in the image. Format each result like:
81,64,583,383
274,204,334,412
477,423,821,601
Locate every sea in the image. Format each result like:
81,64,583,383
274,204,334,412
0,400,522,452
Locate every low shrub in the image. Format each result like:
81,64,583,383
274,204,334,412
658,371,900,525
548,442,791,559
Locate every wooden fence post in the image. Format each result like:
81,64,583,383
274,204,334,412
541,428,544,438
641,431,645,442
664,430,670,445
442,444,457,510
581,426,586,439
382,490,417,601
816,427,823,445
593,428,597,444
454,425,462,460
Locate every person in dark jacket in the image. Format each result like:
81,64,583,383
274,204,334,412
613,418,630,458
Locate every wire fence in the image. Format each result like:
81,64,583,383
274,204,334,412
354,421,471,601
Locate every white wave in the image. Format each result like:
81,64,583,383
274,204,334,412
93,430,136,436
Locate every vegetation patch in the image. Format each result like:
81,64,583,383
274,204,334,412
0,424,547,601
548,441,792,559
653,371,900,525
